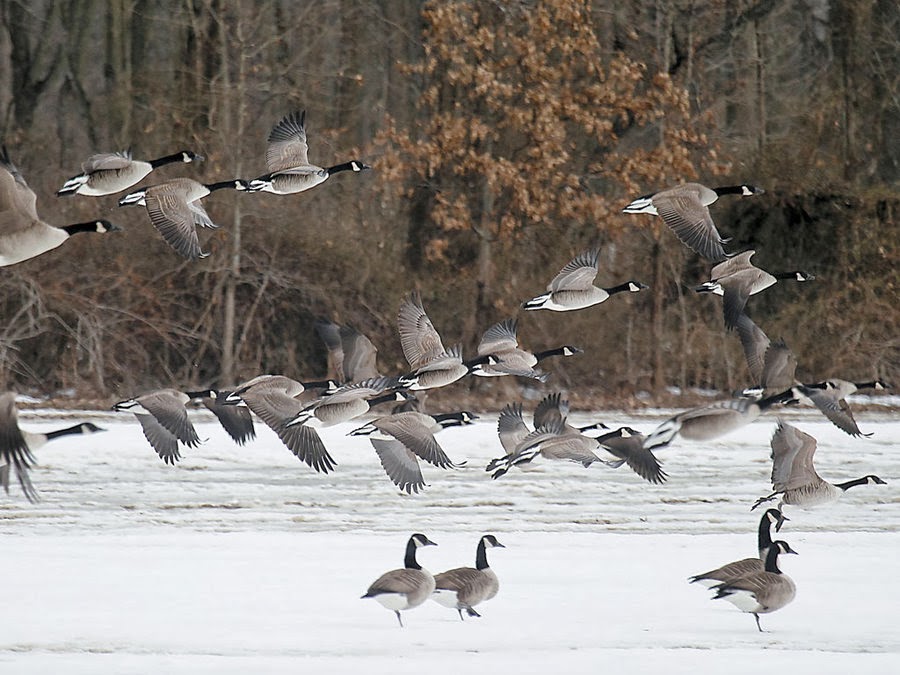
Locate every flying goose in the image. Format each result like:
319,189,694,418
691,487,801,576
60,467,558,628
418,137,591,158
361,533,437,627
689,509,788,588
286,376,405,428
734,313,799,397
223,374,337,473
57,149,202,197
710,539,798,632
349,411,472,493
522,248,647,311
642,389,795,451
118,177,249,260
248,110,370,194
396,291,492,390
695,250,814,330
0,146,120,267
0,391,105,502
432,534,505,620
752,420,886,513
315,319,382,384
184,390,256,447
113,389,206,464
793,379,888,438
623,182,764,262
470,318,582,381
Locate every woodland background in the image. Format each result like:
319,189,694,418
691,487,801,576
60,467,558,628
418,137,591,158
0,0,897,408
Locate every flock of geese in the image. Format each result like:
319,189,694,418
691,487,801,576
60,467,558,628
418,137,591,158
0,109,891,631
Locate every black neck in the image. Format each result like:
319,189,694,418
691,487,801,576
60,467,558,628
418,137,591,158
368,392,398,407
758,388,796,410
404,538,422,570
464,354,494,369
61,222,100,236
713,185,747,196
603,281,634,295
149,152,188,168
534,346,566,361
433,412,465,428
757,512,776,552
853,381,880,390
302,379,336,391
45,424,87,441
836,476,874,491
185,389,215,400
475,538,490,570
326,161,361,174
774,271,801,280
763,545,783,574
205,180,241,192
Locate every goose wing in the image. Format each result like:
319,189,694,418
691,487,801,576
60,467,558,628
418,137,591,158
134,412,182,464
497,403,530,454
144,183,208,260
653,186,728,262
477,318,519,356
373,413,462,469
340,325,380,382
761,339,798,392
277,423,336,473
770,420,821,490
532,392,568,430
597,429,667,484
366,569,429,596
735,312,769,384
548,248,600,292
200,398,256,445
709,250,756,280
81,151,133,172
798,384,865,436
137,390,201,447
397,291,446,368
234,377,306,431
0,147,40,227
371,437,426,494
265,110,312,173
0,392,38,501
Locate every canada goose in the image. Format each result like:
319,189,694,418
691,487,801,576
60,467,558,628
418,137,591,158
752,420,887,513
0,146,120,267
349,411,472,493
57,149,202,197
315,319,381,383
642,389,795,451
623,183,764,262
248,110,370,195
432,534,505,620
361,533,437,627
734,313,798,397
223,374,337,473
522,248,647,311
286,376,405,428
793,379,889,438
470,318,582,381
689,509,788,588
185,390,256,446
695,250,814,330
114,389,204,464
0,391,105,502
118,177,249,260
488,418,602,478
711,539,798,632
396,291,491,390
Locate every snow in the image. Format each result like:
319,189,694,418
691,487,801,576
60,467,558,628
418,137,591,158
2,405,898,673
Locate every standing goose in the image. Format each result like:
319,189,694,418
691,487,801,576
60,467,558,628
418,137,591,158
113,389,204,464
248,110,370,195
470,318,582,381
752,420,886,512
396,291,492,390
223,374,337,473
522,248,647,312
57,149,202,197
349,411,472,493
118,177,249,260
432,534,505,620
689,509,788,588
361,533,438,627
0,146,120,267
0,392,105,502
711,540,798,632
695,250,814,330
642,389,795,452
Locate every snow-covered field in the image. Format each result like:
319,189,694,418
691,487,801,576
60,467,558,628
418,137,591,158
2,402,898,674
